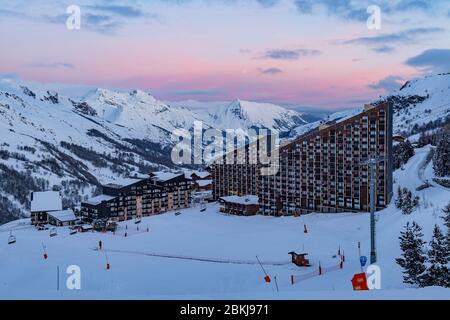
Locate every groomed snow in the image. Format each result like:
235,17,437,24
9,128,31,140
0,146,449,300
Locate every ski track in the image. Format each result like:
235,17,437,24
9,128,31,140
96,248,292,266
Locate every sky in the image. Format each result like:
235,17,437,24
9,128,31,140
0,0,449,110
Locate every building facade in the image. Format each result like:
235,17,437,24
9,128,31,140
212,102,394,216
219,195,260,216
81,172,192,222
30,191,63,225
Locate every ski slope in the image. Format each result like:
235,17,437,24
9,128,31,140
0,146,449,299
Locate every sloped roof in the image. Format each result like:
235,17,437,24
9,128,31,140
31,191,62,212
197,179,212,187
151,171,184,182
220,195,259,205
192,171,211,179
84,194,116,206
103,177,144,189
48,209,76,222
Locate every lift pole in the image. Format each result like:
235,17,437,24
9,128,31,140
361,156,384,265
369,159,376,264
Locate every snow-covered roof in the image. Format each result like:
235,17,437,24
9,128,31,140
197,179,212,187
103,178,144,189
84,194,116,206
151,171,184,182
31,191,62,212
192,190,213,198
220,195,259,205
192,171,211,179
48,209,76,222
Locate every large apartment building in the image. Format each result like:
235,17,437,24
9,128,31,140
211,102,394,216
81,172,192,222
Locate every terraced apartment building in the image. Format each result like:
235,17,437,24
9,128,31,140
211,102,394,216
81,172,192,222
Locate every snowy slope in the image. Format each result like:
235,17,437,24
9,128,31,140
82,89,211,136
169,99,307,132
0,145,448,299
204,100,307,132
0,78,309,221
290,73,450,139
383,73,450,135
81,91,307,135
0,79,174,220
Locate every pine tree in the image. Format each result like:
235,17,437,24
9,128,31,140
433,132,450,177
395,186,404,209
397,188,420,215
424,225,450,287
393,140,415,170
442,203,450,261
401,190,413,215
443,202,450,229
396,222,427,286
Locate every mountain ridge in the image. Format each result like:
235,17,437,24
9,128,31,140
1,73,450,223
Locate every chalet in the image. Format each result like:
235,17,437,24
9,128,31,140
30,191,63,225
149,171,192,211
195,179,213,191
47,209,77,226
190,171,211,181
188,170,213,192
81,172,192,222
219,195,259,216
192,190,214,203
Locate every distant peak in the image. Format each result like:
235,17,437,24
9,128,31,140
94,88,114,97
130,89,148,96
129,89,158,102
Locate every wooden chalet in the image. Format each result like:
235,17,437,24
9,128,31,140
219,195,259,216
30,191,63,225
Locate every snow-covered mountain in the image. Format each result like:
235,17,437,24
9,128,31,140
290,73,450,139
167,99,308,132
1,73,449,222
79,89,307,135
207,99,307,132
81,88,209,137
379,73,450,136
0,78,307,221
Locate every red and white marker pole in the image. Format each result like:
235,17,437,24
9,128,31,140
42,243,48,260
256,255,271,283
